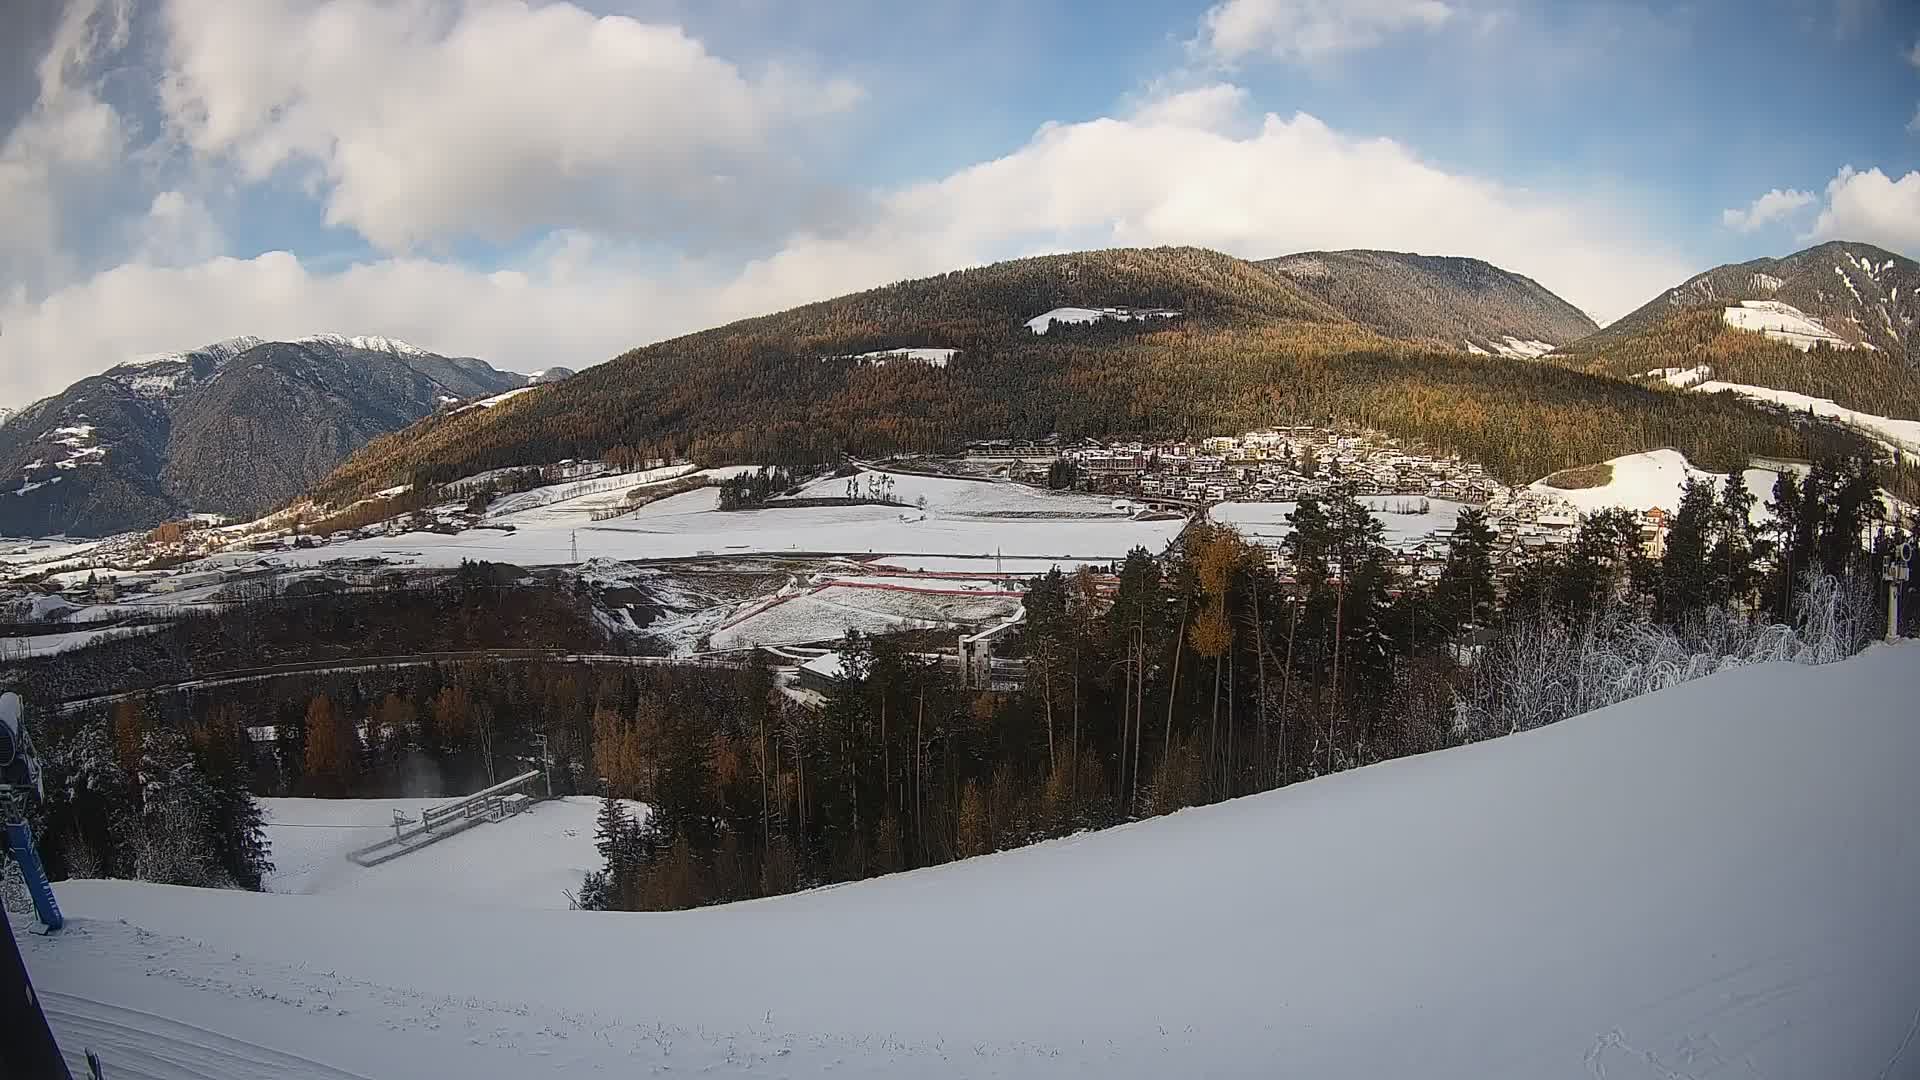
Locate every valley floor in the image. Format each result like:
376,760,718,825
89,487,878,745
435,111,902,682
22,645,1920,1078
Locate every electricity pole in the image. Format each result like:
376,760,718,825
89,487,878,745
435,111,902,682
532,733,553,798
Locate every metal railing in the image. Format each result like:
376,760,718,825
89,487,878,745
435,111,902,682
346,770,543,867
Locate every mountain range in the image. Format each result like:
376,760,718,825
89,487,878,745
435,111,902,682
12,241,1914,538
313,244,1881,509
1552,241,1920,432
0,335,540,537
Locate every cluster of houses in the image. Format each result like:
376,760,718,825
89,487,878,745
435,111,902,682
964,428,1678,588
970,428,1504,505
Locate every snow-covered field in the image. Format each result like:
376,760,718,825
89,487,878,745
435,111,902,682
1530,449,1781,517
259,470,1182,570
831,347,958,367
710,580,1021,650
1721,300,1854,351
1025,306,1180,334
1644,364,1713,388
1211,497,1474,550
261,795,630,910
1490,336,1556,359
26,644,1920,1078
0,623,163,657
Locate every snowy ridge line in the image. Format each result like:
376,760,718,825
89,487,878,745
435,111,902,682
54,649,746,714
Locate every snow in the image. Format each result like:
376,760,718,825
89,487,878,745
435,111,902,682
1721,300,1854,351
11,476,58,496
261,468,1183,570
1025,306,1180,334
1465,342,1490,355
1211,497,1473,551
1749,272,1784,292
27,645,1920,1078
452,385,539,412
711,581,1022,650
833,347,958,367
483,463,697,520
869,554,1116,574
1643,364,1712,389
121,335,264,369
1529,449,1781,518
0,536,107,569
0,623,161,657
1694,379,1920,455
1491,336,1556,360
295,333,436,358
51,424,96,441
260,796,631,910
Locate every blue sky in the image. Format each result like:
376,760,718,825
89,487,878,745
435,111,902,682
2,0,1917,403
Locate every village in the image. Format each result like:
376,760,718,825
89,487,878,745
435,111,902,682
965,425,1674,586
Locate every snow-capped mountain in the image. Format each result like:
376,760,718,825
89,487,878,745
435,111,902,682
0,336,531,536
1260,249,1598,358
0,406,14,429
1598,241,1918,358
527,366,576,385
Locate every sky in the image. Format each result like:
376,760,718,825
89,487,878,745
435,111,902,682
1,0,1917,405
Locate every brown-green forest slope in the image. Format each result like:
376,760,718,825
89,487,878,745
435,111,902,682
314,247,1869,504
1260,249,1598,354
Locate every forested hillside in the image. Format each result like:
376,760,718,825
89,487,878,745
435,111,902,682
1589,241,1917,356
1260,249,1598,354
1556,307,1920,425
316,247,1866,502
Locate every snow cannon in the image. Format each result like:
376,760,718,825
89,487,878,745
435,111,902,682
0,691,63,931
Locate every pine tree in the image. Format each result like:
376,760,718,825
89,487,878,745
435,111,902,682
133,728,228,888
191,713,273,890
1656,478,1718,624
1712,470,1761,610
1435,506,1497,630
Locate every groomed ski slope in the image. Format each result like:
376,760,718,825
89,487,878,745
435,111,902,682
25,644,1920,1078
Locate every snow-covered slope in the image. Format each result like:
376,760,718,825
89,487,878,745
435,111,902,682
260,795,634,910
1695,379,1920,455
1529,448,1778,515
27,645,1920,1078
1025,306,1180,334
1489,335,1557,359
1721,300,1856,351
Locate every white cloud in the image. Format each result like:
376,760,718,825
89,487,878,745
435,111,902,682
2,86,1690,404
1807,166,1920,254
125,191,226,266
157,0,862,252
1198,0,1454,63
0,0,132,293
1130,85,1254,134
0,246,696,404
1908,39,1920,68
1720,188,1816,232
725,102,1686,328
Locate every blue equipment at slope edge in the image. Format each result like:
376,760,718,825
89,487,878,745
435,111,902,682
1,690,63,930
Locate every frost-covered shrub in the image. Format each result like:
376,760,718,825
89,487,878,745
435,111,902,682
1455,572,1871,742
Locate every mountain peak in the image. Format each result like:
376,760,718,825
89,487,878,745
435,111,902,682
1259,247,1596,356
294,333,442,358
